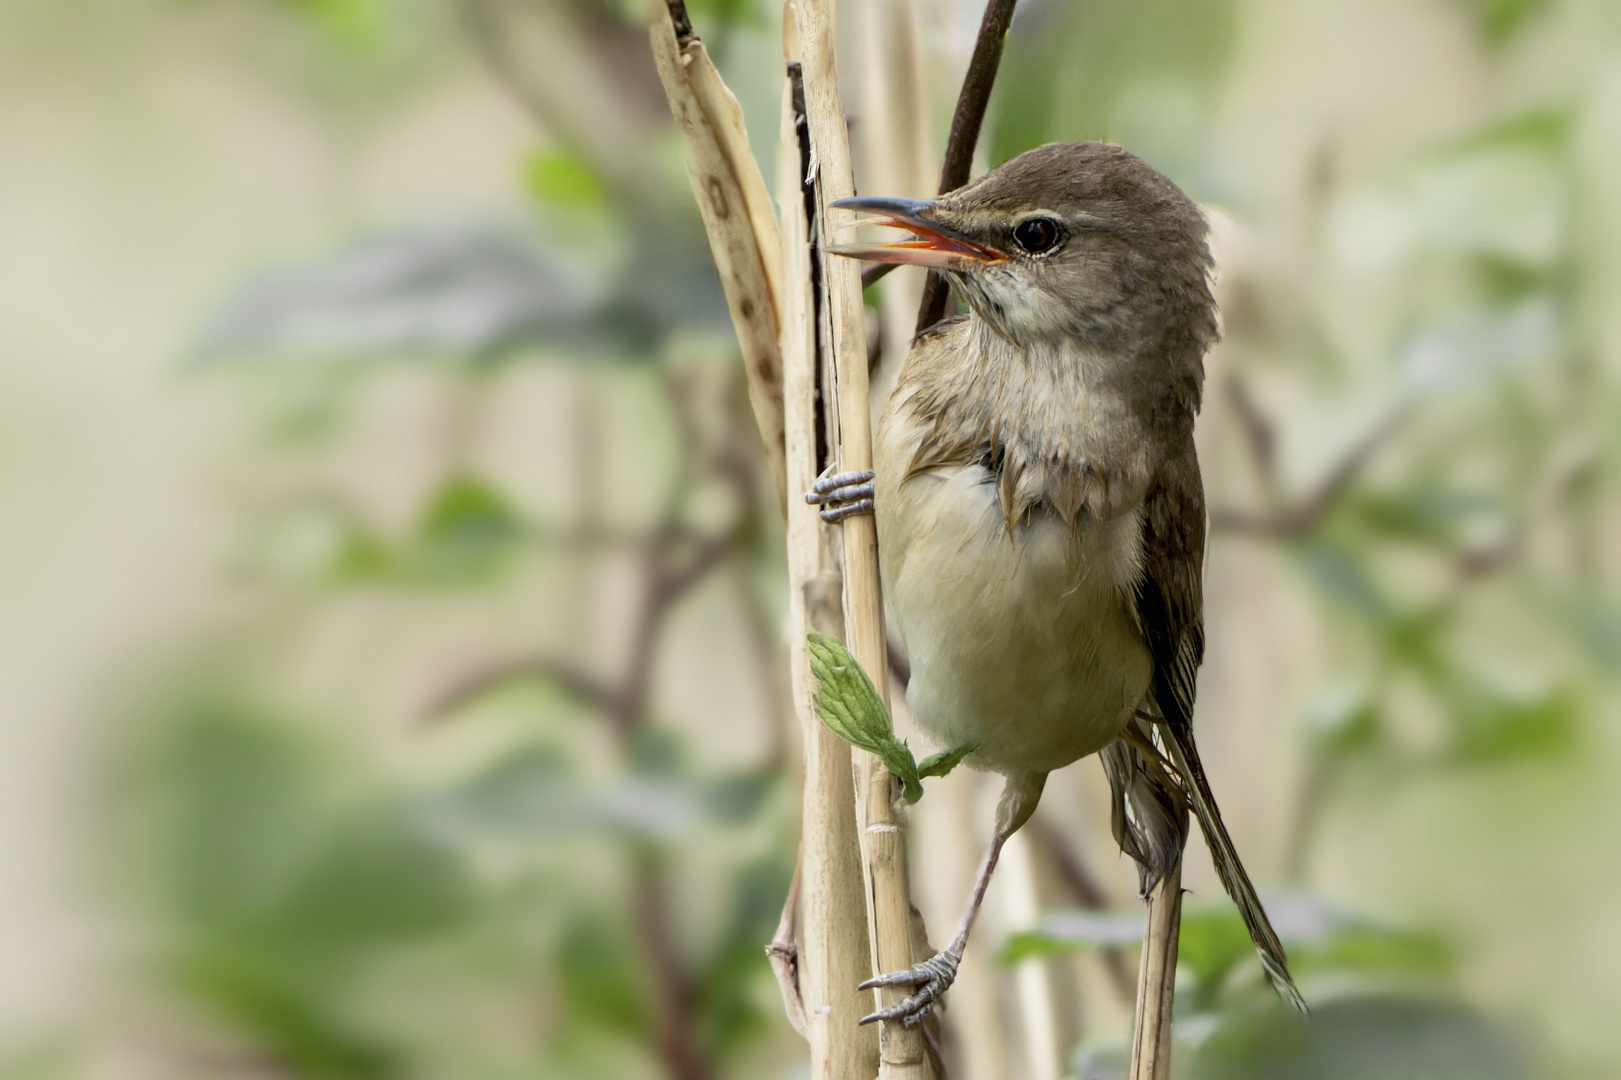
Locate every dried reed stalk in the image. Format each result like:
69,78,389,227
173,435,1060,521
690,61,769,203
1128,863,1182,1080
647,3,788,515
780,14,882,1074
792,1,932,1076
854,0,934,407
650,3,895,1075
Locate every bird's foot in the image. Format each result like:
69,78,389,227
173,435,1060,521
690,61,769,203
858,950,959,1028
805,469,875,523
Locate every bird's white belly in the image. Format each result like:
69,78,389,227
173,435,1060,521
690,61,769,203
878,464,1153,776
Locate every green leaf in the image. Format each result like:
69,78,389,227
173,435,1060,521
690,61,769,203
410,475,526,582
1298,542,1395,627
555,909,649,1034
1300,680,1379,756
1175,906,1260,994
917,743,977,779
1190,995,1525,1079
1446,679,1577,762
805,635,975,802
1001,894,1454,1003
438,742,776,842
283,0,389,53
1460,0,1558,47
695,849,795,1055
805,634,923,801
170,939,396,1080
998,910,1145,964
523,148,606,207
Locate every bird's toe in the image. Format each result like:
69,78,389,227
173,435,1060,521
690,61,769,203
804,469,877,522
857,951,959,1027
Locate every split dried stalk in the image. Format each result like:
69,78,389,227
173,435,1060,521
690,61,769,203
792,1,931,1076
780,16,881,1074
648,3,788,514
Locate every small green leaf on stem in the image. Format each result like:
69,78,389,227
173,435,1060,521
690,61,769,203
917,743,977,778
805,634,973,803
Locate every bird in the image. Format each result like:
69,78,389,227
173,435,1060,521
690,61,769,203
806,141,1306,1029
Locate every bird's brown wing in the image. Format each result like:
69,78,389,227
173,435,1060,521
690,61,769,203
1134,447,1206,732
1113,444,1306,1011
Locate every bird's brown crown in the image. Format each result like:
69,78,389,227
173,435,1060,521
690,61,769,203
928,142,1217,368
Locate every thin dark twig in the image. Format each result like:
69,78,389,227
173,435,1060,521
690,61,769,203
916,0,1020,334
664,0,696,47
937,0,1020,196
428,656,618,720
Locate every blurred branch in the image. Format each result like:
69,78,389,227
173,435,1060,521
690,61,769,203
1280,751,1334,884
916,0,1019,333
430,655,619,717
1028,816,1135,1006
1445,437,1594,593
1209,401,1403,540
635,852,716,1080
460,0,672,213
431,371,745,734
1280,438,1594,883
1224,375,1280,501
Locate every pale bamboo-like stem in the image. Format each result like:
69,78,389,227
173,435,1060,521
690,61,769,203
1001,832,1064,1080
794,2,930,1077
650,8,877,1073
854,0,934,410
647,3,788,515
1128,861,1183,1080
912,768,1011,1080
780,19,882,1074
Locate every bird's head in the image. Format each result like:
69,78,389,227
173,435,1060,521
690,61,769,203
832,142,1216,352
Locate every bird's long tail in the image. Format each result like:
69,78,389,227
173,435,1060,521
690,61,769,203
1103,718,1307,1012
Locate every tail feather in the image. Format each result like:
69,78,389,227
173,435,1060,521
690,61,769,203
1100,719,1187,896
1159,723,1307,1013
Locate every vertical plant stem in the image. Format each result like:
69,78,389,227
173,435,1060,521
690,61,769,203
793,1,930,1076
915,0,1019,334
1000,833,1064,1080
855,0,934,404
780,18,881,1075
1128,863,1182,1080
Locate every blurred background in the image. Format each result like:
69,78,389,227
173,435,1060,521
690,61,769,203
2,0,1619,1077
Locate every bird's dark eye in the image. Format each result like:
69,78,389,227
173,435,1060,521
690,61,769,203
1012,217,1061,254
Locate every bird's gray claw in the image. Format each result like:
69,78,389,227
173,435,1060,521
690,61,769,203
805,469,876,523
857,951,959,1028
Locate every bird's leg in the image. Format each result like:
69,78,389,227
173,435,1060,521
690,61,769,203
858,831,1007,1028
805,467,875,522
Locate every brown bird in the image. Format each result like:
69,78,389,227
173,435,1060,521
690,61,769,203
808,141,1305,1029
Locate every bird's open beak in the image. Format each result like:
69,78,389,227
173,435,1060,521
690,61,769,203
827,196,1004,269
